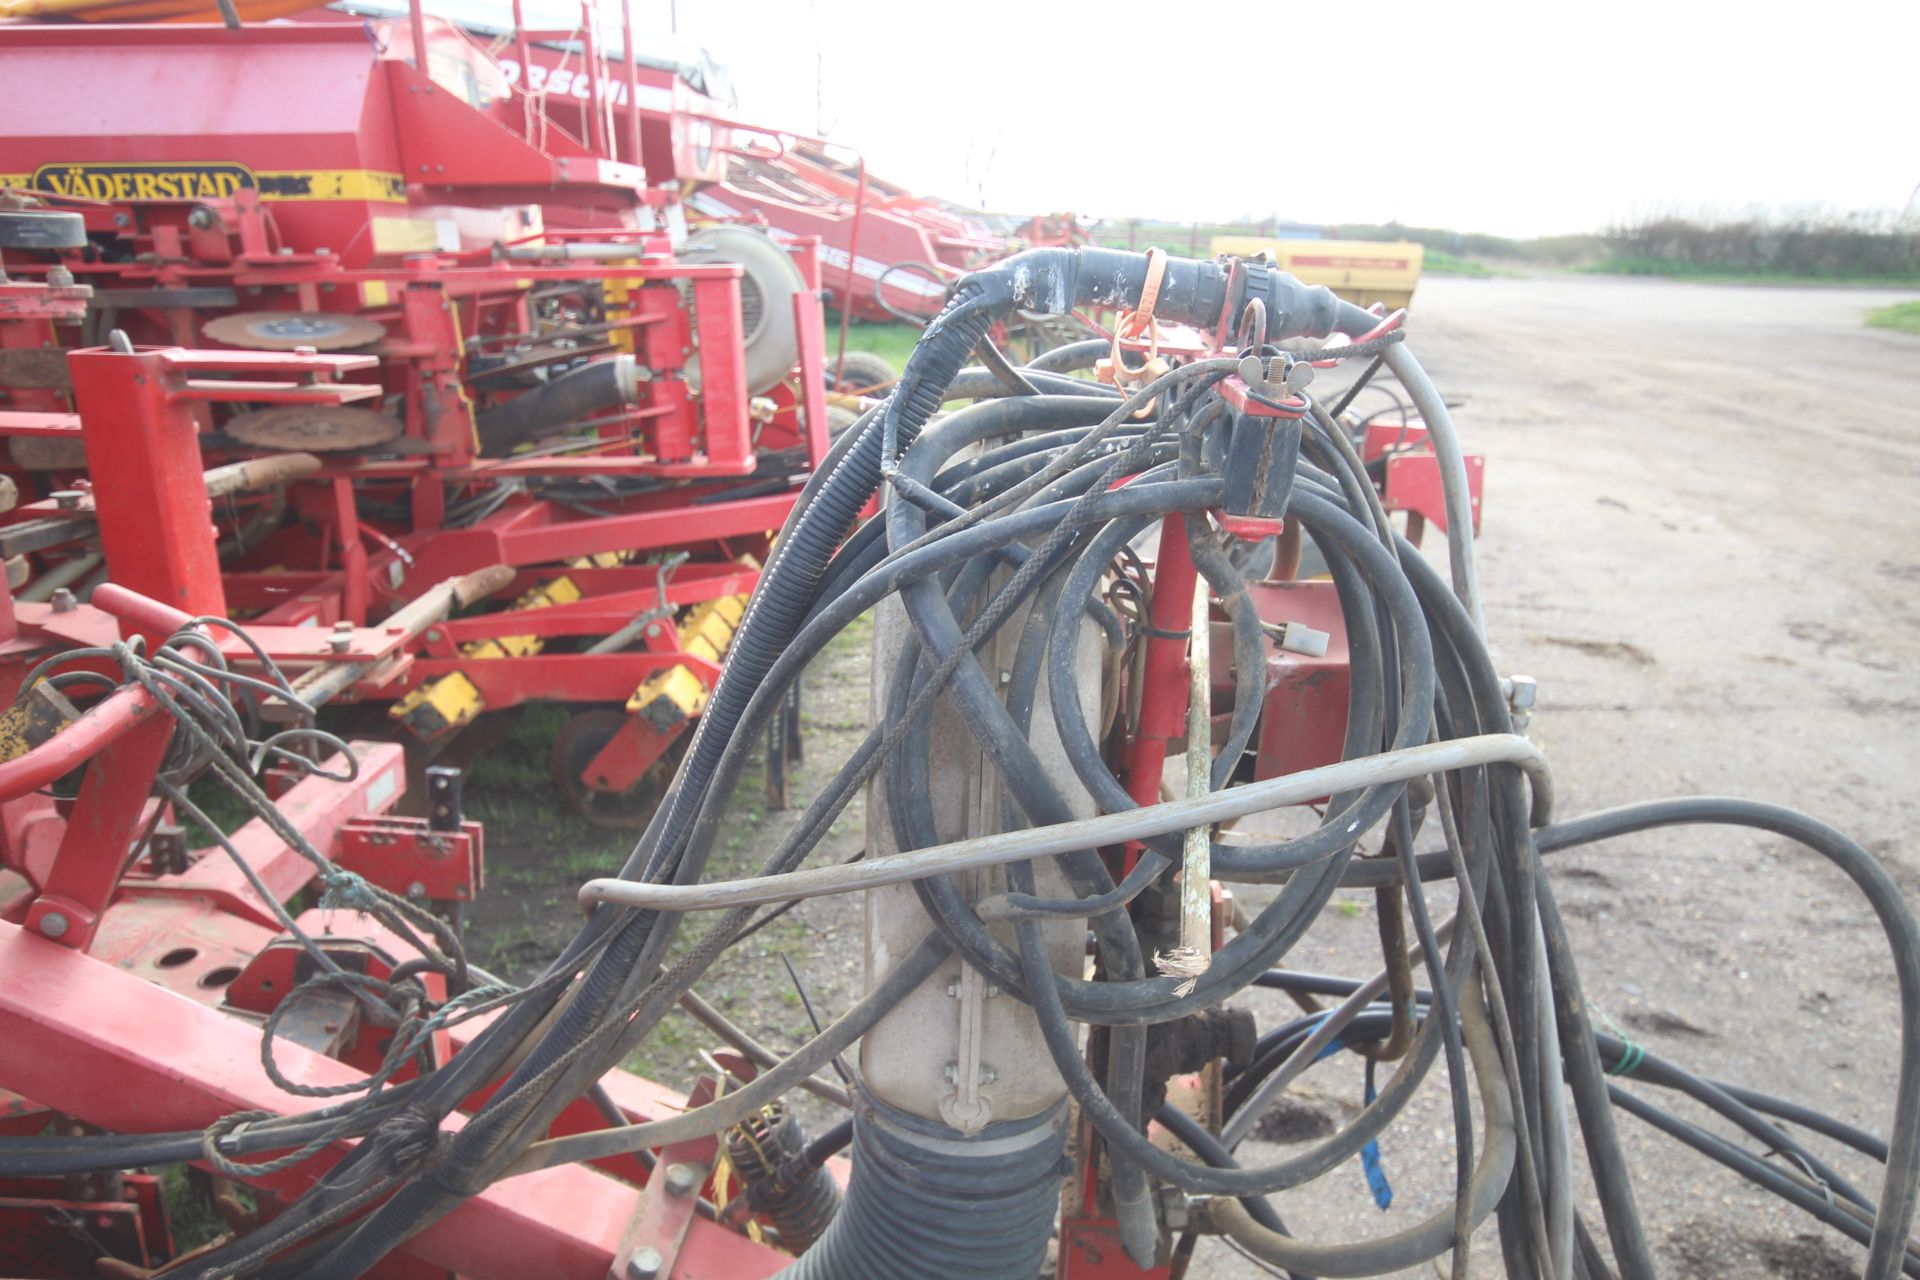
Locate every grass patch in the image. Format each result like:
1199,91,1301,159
182,773,259,836
1424,249,1493,278
160,1165,256,1250
1866,301,1920,334
1583,257,1920,287
825,314,922,370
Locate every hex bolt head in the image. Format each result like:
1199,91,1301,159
52,490,82,511
626,1247,664,1280
50,588,77,614
663,1163,697,1197
46,265,74,289
39,911,68,938
407,881,426,899
1507,674,1538,711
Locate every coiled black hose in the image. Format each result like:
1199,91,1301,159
129,243,1920,1280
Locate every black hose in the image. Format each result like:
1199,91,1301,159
474,356,639,454
774,1096,1068,1280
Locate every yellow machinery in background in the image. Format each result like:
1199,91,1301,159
1211,235,1424,311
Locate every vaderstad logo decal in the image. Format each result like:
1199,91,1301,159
29,162,256,202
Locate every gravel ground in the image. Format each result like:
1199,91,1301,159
467,273,1920,1278
1194,274,1920,1278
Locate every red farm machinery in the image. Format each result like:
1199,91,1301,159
0,2,836,825
0,2,1909,1278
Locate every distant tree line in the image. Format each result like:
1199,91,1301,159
1597,213,1920,279
1080,212,1920,279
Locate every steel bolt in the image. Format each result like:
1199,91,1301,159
1507,674,1538,711
46,265,74,289
52,489,82,511
1160,1186,1193,1231
625,1247,664,1280
39,911,68,939
188,208,214,229
50,588,77,614
1504,674,1538,734
663,1163,697,1197
407,881,426,899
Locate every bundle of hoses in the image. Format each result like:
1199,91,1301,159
6,247,1915,1280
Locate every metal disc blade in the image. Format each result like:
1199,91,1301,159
224,406,402,452
203,311,386,351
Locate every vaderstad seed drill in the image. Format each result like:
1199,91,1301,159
0,4,1914,1279
0,0,843,827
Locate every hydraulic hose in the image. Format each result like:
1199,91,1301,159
177,241,1920,1280
474,355,642,454
1208,996,1515,1278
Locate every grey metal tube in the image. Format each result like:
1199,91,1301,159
1535,920,1575,1278
1381,343,1483,632
775,1094,1068,1280
579,734,1553,914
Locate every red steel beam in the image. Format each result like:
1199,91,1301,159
66,347,227,618
127,742,406,928
0,922,645,1278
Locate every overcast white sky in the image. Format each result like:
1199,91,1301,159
664,0,1918,237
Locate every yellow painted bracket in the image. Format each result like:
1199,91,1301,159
392,574,585,739
625,594,748,728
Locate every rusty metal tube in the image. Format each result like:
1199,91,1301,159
284,565,512,711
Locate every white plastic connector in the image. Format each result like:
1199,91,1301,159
1277,623,1331,658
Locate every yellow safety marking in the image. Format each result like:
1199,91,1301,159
1,165,407,205
370,216,444,254
0,685,75,764
626,593,748,726
392,575,583,739
393,669,484,739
